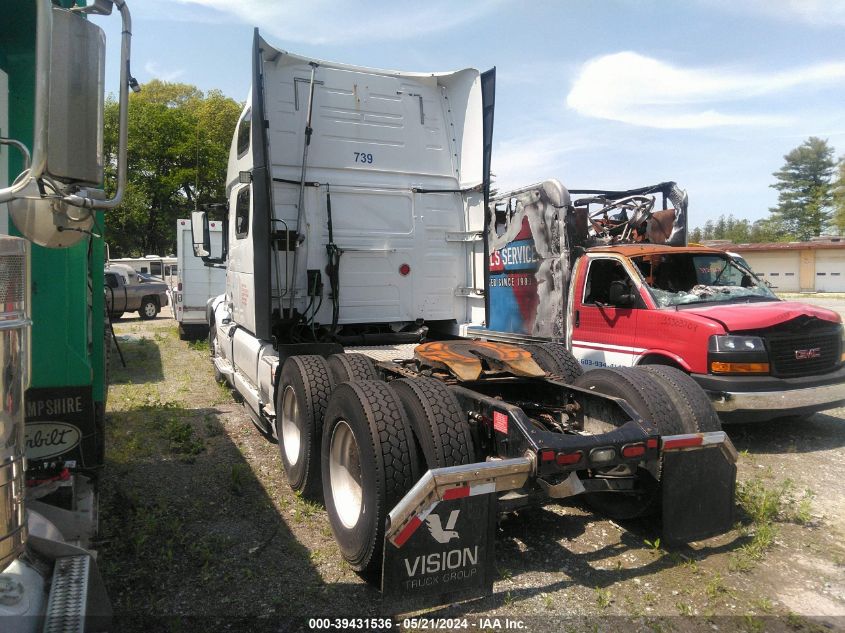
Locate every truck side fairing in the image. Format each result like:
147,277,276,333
226,31,491,341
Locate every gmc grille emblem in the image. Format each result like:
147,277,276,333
794,347,821,360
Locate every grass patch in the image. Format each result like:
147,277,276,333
705,572,731,602
160,418,205,461
188,338,210,352
230,463,249,497
594,587,612,609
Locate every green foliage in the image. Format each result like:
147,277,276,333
594,586,612,609
834,157,845,236
768,137,836,240
188,338,210,352
104,80,242,256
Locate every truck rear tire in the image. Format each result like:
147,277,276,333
327,353,378,385
574,367,683,435
321,381,421,579
640,365,722,432
528,343,583,383
139,297,158,320
390,377,475,468
277,355,334,500
572,367,688,520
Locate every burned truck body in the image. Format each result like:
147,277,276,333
479,180,845,423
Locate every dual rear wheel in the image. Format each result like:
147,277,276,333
276,354,475,578
571,365,722,519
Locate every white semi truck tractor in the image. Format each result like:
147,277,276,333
192,31,738,606
0,1,137,629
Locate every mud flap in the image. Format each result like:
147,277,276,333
382,493,497,607
661,445,736,546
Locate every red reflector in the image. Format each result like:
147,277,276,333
443,486,470,500
399,263,411,276
555,451,583,466
539,449,556,462
394,516,422,547
621,444,646,458
663,436,704,450
646,438,658,449
177,282,183,291
493,411,508,435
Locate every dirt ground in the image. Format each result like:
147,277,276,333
98,306,845,633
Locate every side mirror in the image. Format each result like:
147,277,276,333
191,210,210,258
609,280,636,307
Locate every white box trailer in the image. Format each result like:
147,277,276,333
172,217,226,339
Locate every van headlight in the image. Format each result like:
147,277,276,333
708,334,769,374
708,335,765,352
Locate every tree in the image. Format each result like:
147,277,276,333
834,157,845,236
103,80,242,256
769,137,836,241
688,226,702,243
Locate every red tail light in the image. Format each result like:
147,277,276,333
663,435,704,450
177,282,182,291
539,449,555,462
621,443,646,458
556,451,583,466
646,438,658,449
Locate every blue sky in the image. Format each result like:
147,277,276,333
100,0,845,229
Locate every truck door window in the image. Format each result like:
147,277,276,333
105,273,119,289
237,109,251,158
235,186,250,239
584,259,633,306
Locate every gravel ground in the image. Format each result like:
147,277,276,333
98,306,845,633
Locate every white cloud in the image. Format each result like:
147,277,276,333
566,52,845,129
144,61,186,82
173,0,507,45
492,133,597,192
700,0,845,27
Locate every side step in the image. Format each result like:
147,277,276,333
43,555,90,633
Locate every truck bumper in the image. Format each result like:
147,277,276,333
692,365,845,422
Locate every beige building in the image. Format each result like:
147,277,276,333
706,238,845,293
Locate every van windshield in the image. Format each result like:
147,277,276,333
632,252,778,307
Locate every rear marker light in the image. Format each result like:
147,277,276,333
589,448,616,465
556,451,583,466
621,444,646,459
646,438,658,449
399,263,411,276
539,449,555,462
663,436,704,450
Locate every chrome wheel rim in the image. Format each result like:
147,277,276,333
143,302,156,317
330,420,363,529
280,386,301,465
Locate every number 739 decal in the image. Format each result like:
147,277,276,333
354,152,374,164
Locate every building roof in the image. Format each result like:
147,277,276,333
705,239,845,252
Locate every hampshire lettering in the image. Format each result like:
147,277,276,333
26,396,83,418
